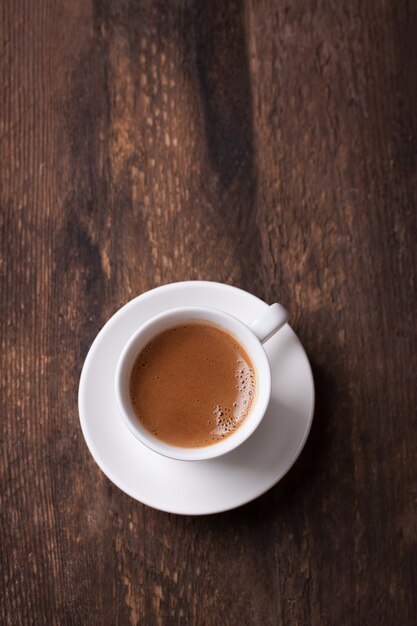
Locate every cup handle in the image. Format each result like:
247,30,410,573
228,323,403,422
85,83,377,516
247,303,289,344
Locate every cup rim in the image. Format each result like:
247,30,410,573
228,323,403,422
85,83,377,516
114,306,271,461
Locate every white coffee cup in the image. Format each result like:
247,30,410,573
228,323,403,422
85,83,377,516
115,304,289,461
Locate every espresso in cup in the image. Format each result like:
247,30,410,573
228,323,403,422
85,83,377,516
129,322,256,448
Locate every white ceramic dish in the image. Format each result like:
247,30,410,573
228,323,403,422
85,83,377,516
78,281,315,515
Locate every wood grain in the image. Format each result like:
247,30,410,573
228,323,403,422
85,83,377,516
1,0,416,624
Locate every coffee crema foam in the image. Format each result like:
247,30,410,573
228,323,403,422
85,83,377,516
129,323,256,448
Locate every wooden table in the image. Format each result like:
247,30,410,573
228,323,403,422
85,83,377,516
1,1,416,624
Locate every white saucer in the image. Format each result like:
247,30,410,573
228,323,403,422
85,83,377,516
78,281,315,515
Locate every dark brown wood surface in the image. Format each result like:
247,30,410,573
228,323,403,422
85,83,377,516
1,1,416,624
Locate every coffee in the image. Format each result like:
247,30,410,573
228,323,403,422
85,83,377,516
129,323,256,448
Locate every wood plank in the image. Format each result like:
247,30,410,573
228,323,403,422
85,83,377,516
1,0,416,624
